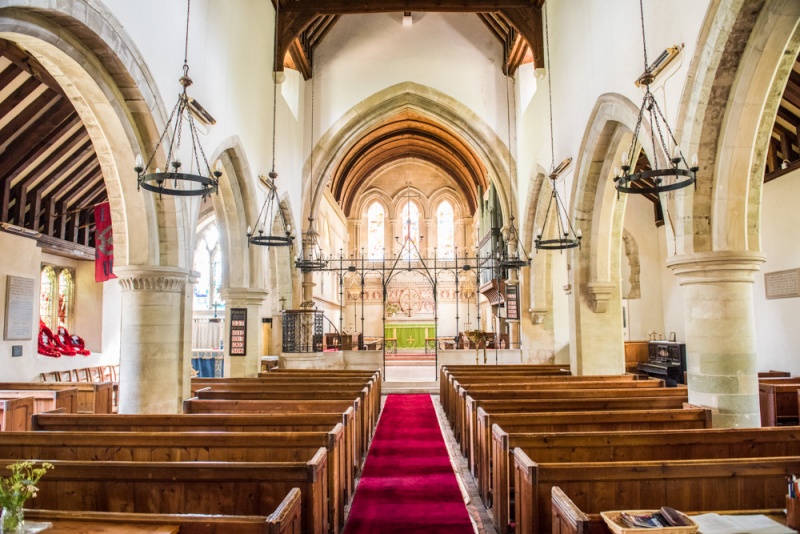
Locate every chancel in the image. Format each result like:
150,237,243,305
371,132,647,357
1,0,800,532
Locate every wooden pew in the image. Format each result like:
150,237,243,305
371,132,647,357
440,365,572,403
759,377,800,426
24,488,302,534
512,454,800,534
194,383,378,443
449,378,663,430
549,486,788,534
460,390,688,468
31,411,358,500
183,398,367,472
444,374,644,426
0,430,343,533
0,388,78,414
0,382,112,413
0,397,34,431
2,454,328,533
759,370,792,378
477,406,712,525
494,426,800,534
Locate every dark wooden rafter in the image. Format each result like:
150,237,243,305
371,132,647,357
0,38,107,249
272,0,544,78
765,50,800,181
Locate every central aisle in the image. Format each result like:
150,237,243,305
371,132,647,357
344,394,475,533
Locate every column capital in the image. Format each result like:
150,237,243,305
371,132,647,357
667,251,766,285
587,281,616,313
219,287,269,306
115,266,190,293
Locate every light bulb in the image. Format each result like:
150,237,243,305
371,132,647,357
691,154,699,169
134,154,144,172
614,166,621,177
155,167,161,174
247,225,252,236
172,156,181,169
621,151,629,167
672,145,681,160
536,227,542,238
576,229,582,239
215,160,223,174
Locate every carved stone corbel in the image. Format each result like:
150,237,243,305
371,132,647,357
587,281,616,313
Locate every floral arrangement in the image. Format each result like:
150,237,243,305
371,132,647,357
385,302,400,315
0,461,54,532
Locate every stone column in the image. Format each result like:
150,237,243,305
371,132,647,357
116,266,191,414
424,217,433,256
219,287,269,377
667,251,766,428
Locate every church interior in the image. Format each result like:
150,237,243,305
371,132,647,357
1,0,800,532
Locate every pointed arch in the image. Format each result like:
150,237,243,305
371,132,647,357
304,82,516,226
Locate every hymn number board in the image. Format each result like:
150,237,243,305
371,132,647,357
229,308,247,356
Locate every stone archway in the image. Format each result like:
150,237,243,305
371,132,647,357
568,93,659,375
665,0,800,427
0,1,194,413
305,82,517,225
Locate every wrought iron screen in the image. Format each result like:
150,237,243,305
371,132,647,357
282,309,324,353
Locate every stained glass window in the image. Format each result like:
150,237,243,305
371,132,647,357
57,269,73,328
401,201,420,259
39,266,56,329
367,202,385,259
402,201,419,243
437,200,455,259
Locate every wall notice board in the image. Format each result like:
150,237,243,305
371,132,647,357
229,308,247,356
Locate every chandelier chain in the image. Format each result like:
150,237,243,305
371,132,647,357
271,0,280,173
638,0,649,75
184,0,191,69
544,2,555,170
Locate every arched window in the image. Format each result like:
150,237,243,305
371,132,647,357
57,269,73,328
401,201,419,244
437,200,455,258
193,221,223,312
39,266,56,329
39,265,74,330
367,202,385,259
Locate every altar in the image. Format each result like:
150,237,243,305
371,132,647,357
384,322,436,350
191,349,224,377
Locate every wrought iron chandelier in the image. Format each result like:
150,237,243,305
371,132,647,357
614,0,698,195
535,4,581,252
295,61,327,271
247,0,293,248
134,0,220,200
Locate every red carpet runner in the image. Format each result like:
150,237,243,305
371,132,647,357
344,394,474,533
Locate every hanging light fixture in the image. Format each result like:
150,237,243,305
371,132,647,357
614,0,698,195
497,69,530,271
247,0,293,248
295,59,328,271
134,0,220,200
535,4,582,252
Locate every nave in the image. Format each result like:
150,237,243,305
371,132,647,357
2,365,800,533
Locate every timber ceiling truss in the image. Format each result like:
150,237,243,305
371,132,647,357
765,50,800,181
0,38,107,254
274,0,546,79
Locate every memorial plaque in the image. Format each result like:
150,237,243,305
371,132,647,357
765,269,800,300
229,308,247,356
4,275,35,340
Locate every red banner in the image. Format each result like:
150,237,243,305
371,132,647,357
94,202,116,282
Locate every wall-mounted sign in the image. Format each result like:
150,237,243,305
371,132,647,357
229,308,247,356
4,275,34,340
765,268,800,300
505,285,519,321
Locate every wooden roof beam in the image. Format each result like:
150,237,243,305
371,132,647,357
500,6,544,69
279,1,541,15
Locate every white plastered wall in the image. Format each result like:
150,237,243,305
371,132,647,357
753,168,800,375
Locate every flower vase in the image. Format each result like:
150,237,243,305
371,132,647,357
1,505,24,533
